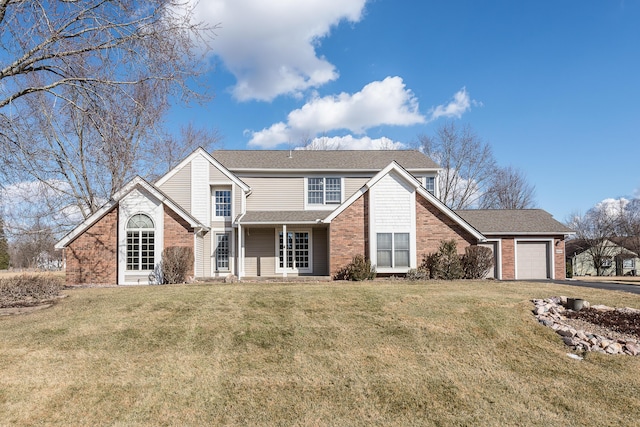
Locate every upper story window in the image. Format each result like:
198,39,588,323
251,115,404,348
425,177,436,195
213,188,231,218
126,214,155,271
307,177,341,205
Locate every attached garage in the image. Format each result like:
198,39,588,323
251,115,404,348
455,209,575,280
516,241,550,279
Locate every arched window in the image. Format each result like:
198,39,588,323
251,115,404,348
126,214,155,271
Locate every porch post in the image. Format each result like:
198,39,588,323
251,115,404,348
237,224,244,279
282,224,287,278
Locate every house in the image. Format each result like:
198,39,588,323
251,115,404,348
566,238,639,276
55,148,573,285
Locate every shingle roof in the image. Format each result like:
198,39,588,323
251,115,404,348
454,209,574,235
239,211,330,224
212,150,440,171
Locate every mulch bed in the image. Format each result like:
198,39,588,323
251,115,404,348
566,308,640,338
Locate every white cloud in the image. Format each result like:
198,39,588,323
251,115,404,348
247,76,425,148
593,197,630,217
428,87,476,121
298,135,405,150
188,0,367,101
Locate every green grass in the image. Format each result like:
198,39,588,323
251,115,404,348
1,280,640,426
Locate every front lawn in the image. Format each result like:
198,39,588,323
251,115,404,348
1,280,640,426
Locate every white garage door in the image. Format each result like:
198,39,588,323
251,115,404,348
517,242,549,279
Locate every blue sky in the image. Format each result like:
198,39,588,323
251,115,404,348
175,0,640,222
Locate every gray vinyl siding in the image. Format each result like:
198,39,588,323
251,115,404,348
312,227,329,276
195,233,204,277
243,177,304,211
234,187,243,218
244,228,276,276
210,163,233,182
344,177,369,199
202,231,211,277
158,163,191,212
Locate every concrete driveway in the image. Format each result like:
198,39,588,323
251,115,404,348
550,278,640,295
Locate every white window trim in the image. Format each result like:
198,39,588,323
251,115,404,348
211,185,233,220
213,231,231,272
210,227,234,276
304,177,344,210
275,228,313,273
374,231,413,273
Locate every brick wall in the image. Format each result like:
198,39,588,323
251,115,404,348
554,237,567,279
501,238,516,280
163,205,195,277
65,207,118,285
329,193,369,277
415,193,478,262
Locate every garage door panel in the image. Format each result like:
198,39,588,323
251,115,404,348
517,242,549,279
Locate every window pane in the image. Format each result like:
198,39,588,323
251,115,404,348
325,178,341,204
377,233,392,250
377,250,392,268
377,233,392,268
395,250,410,267
308,178,324,204
215,190,231,217
127,214,153,229
395,233,409,250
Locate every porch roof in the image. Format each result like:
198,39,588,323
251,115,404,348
238,210,330,225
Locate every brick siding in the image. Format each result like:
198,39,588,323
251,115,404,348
554,237,567,279
500,238,516,280
415,193,478,262
65,207,118,285
329,193,369,277
163,205,195,277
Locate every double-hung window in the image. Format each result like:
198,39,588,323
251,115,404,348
424,177,436,195
126,214,155,271
214,189,231,218
376,233,410,268
307,178,341,205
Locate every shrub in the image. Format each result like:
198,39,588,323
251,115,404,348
152,246,194,284
335,255,376,281
406,268,428,281
422,240,464,280
461,246,494,279
0,274,62,308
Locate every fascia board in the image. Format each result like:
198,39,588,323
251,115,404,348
56,176,209,249
55,201,117,249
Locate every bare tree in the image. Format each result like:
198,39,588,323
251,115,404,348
418,122,496,209
568,205,621,276
479,166,536,209
0,0,219,235
618,197,640,261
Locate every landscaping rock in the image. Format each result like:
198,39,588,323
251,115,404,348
532,296,640,357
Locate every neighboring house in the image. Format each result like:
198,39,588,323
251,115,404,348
566,238,639,276
55,148,573,285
